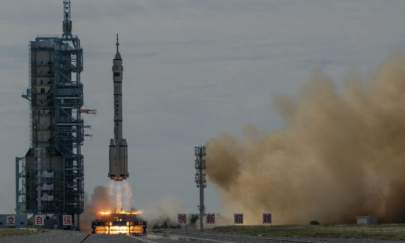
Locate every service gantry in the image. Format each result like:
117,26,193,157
17,0,86,229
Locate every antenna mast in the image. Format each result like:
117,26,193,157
63,0,72,37
116,33,120,53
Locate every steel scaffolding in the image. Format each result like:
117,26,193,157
18,0,85,229
194,145,207,231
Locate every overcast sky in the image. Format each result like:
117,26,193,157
1,0,405,214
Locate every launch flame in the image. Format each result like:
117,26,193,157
80,182,135,231
97,209,143,216
206,55,405,224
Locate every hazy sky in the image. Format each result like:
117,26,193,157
1,0,405,214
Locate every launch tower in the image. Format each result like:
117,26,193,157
17,0,85,229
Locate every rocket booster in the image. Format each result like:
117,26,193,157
109,34,129,181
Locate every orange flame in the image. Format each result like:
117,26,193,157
97,209,143,216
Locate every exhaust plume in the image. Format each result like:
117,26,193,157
206,55,405,224
108,180,134,211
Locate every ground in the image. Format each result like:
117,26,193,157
0,228,40,237
212,224,405,241
1,225,405,242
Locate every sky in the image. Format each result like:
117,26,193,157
1,0,405,214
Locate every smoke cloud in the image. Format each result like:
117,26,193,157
142,197,185,226
80,181,134,231
206,55,405,224
80,185,112,232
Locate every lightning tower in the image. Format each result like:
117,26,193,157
108,34,129,181
63,0,73,37
195,145,207,231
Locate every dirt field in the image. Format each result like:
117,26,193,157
212,224,405,240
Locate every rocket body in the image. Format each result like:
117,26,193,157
109,35,129,181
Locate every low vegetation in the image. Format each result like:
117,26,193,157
0,228,40,238
212,224,405,240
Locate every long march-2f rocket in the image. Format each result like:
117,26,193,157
109,34,129,181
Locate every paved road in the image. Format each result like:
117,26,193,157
143,231,404,243
0,230,403,243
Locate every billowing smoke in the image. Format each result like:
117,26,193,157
80,186,112,232
206,55,405,225
80,182,134,231
142,197,185,227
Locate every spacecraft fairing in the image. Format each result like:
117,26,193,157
109,34,129,181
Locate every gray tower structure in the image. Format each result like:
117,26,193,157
108,34,129,181
195,145,207,231
17,0,85,229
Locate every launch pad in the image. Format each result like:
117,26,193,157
92,210,146,235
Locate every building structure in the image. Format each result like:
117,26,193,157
17,0,85,229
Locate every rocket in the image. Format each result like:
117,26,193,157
109,34,129,181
